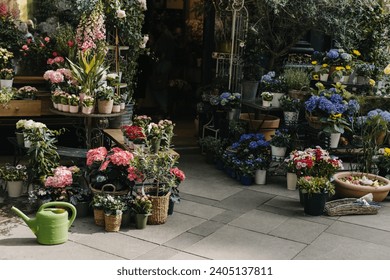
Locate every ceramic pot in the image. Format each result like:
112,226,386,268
57,103,63,111
271,92,285,108
112,104,121,113
329,132,341,148
227,108,241,120
62,104,70,112
262,100,271,107
82,106,93,114
320,73,329,82
286,172,297,190
7,181,24,198
53,102,58,109
69,105,79,113
283,111,299,126
0,79,13,88
271,145,287,160
255,169,267,185
240,174,253,186
241,80,259,100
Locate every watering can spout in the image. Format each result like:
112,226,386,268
11,206,37,234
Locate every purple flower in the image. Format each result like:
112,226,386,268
305,96,320,112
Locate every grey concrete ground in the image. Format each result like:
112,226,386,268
1,150,390,260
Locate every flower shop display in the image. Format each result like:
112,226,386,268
297,176,335,216
86,146,134,194
0,163,27,198
132,195,152,229
333,172,390,202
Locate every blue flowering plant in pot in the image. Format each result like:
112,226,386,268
305,82,360,131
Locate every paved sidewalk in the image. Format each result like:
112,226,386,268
1,151,390,260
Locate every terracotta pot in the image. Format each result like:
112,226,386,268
239,113,280,140
98,100,113,114
333,171,390,202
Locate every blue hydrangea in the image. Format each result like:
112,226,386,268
318,97,335,114
305,96,320,112
381,111,390,122
231,142,240,149
346,99,360,115
329,94,343,104
327,49,339,59
340,52,352,61
220,92,231,99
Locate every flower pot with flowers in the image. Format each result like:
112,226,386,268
0,163,27,198
0,87,14,108
128,151,179,225
304,82,360,130
158,119,175,151
230,133,271,185
259,71,287,107
218,91,241,120
0,48,14,71
261,91,273,107
102,194,127,232
59,92,70,112
279,95,302,125
168,167,186,215
132,195,153,229
122,125,146,149
68,94,80,113
133,115,152,130
112,94,121,113
0,68,15,88
282,67,310,100
16,86,38,100
297,176,335,216
321,112,352,148
269,129,293,160
145,122,163,153
82,96,95,114
86,146,134,194
96,84,115,114
91,193,106,226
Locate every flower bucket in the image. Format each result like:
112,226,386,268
0,79,13,88
135,213,149,229
227,108,241,120
255,169,267,185
271,145,287,160
303,192,327,216
271,92,285,108
329,132,341,148
286,172,297,190
240,174,253,186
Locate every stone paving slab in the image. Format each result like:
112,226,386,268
295,231,390,260
187,220,225,237
168,252,209,260
134,246,180,260
174,199,225,220
185,225,306,260
163,232,204,250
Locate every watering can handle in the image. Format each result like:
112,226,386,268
38,202,77,229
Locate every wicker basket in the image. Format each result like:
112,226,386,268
305,113,323,129
147,192,171,225
104,213,122,232
93,208,105,226
325,198,380,216
90,183,130,196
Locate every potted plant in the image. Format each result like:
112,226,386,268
218,91,242,120
260,91,273,107
321,113,352,148
96,84,115,114
91,193,106,226
102,194,127,232
199,136,223,164
269,129,292,159
132,195,152,229
259,71,287,107
82,95,95,114
112,94,121,113
279,94,301,125
145,122,163,153
68,94,80,113
0,87,14,108
67,181,93,218
16,86,38,100
122,125,146,149
0,68,15,88
297,176,335,216
282,68,310,100
60,92,70,112
106,72,120,87
0,163,27,198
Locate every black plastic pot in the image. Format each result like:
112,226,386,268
302,192,327,216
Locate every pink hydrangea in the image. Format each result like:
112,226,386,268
44,166,73,188
170,167,185,182
110,150,134,166
127,166,144,183
86,147,108,166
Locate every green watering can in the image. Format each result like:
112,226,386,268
11,202,77,245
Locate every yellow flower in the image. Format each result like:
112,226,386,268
335,66,343,71
313,74,319,80
352,50,361,56
345,65,351,70
322,64,328,68
384,64,390,75
330,113,342,120
311,60,317,65
384,147,390,157
369,79,375,86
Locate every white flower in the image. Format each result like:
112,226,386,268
106,73,119,80
138,0,147,10
139,35,149,49
116,9,126,19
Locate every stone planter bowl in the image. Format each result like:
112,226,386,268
333,171,390,202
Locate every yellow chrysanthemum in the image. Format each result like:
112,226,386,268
322,64,328,68
311,60,317,65
353,50,361,56
345,65,351,70
335,66,343,71
384,147,390,157
313,74,319,80
369,79,375,86
384,64,390,75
